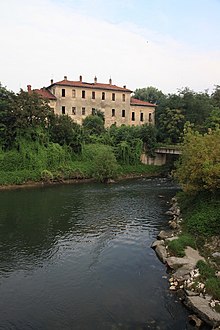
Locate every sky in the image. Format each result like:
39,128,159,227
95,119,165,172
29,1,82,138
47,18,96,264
1,0,220,94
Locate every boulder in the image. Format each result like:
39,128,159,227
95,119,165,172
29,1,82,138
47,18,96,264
188,314,203,328
151,239,164,249
157,230,173,240
166,247,205,270
184,296,220,327
166,256,190,270
155,244,167,263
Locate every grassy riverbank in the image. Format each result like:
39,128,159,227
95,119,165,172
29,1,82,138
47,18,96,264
168,191,220,300
0,142,162,186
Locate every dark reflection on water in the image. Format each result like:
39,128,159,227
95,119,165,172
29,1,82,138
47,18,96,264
0,178,209,329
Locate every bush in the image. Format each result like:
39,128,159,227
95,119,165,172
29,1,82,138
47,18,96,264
83,144,119,182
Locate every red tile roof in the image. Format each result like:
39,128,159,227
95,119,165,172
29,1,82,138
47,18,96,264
49,79,132,93
130,97,156,107
34,88,57,100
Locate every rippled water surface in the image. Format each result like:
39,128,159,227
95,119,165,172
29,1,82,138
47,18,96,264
0,178,203,329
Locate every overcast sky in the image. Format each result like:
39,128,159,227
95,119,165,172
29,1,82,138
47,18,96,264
1,0,220,94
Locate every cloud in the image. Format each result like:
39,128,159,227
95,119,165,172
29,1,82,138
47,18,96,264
0,0,220,94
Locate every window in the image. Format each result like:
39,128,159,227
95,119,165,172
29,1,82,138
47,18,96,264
149,113,152,122
72,107,76,115
122,94,125,102
50,107,54,113
140,112,144,122
132,112,135,121
102,92,105,100
62,106,65,114
52,88,55,95
122,109,125,117
82,90,85,98
92,91,95,99
62,89,65,97
112,109,115,117
82,107,86,115
72,89,76,98
92,108,96,115
112,93,115,101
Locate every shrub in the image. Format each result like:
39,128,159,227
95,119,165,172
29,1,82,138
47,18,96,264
84,144,119,182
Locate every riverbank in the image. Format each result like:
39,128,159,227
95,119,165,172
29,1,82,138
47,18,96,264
152,194,220,328
0,163,164,190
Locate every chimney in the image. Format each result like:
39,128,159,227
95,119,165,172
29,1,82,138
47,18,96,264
27,85,31,93
64,75,67,80
109,78,112,85
94,76,97,84
123,85,126,89
79,75,82,82
51,79,53,85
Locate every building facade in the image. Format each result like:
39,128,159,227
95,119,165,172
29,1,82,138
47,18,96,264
32,76,156,127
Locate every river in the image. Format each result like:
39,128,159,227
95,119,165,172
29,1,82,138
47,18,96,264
0,178,207,329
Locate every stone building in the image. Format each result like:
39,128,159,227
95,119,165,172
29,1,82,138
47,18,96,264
30,76,156,127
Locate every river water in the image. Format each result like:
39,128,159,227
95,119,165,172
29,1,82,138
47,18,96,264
0,178,205,329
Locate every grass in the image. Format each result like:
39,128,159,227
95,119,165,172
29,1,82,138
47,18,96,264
177,191,220,237
197,260,220,300
119,163,162,176
167,233,196,257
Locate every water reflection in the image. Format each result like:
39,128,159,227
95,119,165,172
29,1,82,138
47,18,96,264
0,178,204,329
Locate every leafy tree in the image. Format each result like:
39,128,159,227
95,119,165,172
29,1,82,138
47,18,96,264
205,107,220,129
211,85,220,107
49,114,82,153
0,84,17,149
139,124,157,157
157,107,185,144
84,144,119,182
82,114,105,136
133,86,166,105
174,127,220,193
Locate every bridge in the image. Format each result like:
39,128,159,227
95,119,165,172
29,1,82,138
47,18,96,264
141,146,181,166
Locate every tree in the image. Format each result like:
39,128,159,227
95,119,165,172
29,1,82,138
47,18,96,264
174,127,220,193
139,124,157,157
0,83,17,149
205,107,220,129
49,114,82,153
82,114,105,136
157,107,185,144
133,86,166,105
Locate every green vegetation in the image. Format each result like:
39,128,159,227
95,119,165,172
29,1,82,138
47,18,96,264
1,81,220,185
167,234,196,257
0,84,161,185
197,260,220,300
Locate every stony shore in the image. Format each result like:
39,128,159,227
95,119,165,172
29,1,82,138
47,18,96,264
152,197,220,329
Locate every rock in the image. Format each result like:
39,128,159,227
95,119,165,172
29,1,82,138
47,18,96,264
170,285,176,290
184,247,205,265
155,244,167,263
165,210,174,216
166,256,190,270
151,240,165,249
185,289,200,297
184,295,220,327
166,236,179,242
212,252,220,258
188,314,203,328
166,248,205,271
169,221,178,229
157,230,173,240
173,265,192,281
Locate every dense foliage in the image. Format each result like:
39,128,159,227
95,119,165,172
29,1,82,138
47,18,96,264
0,84,159,184
1,81,220,184
174,127,220,193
